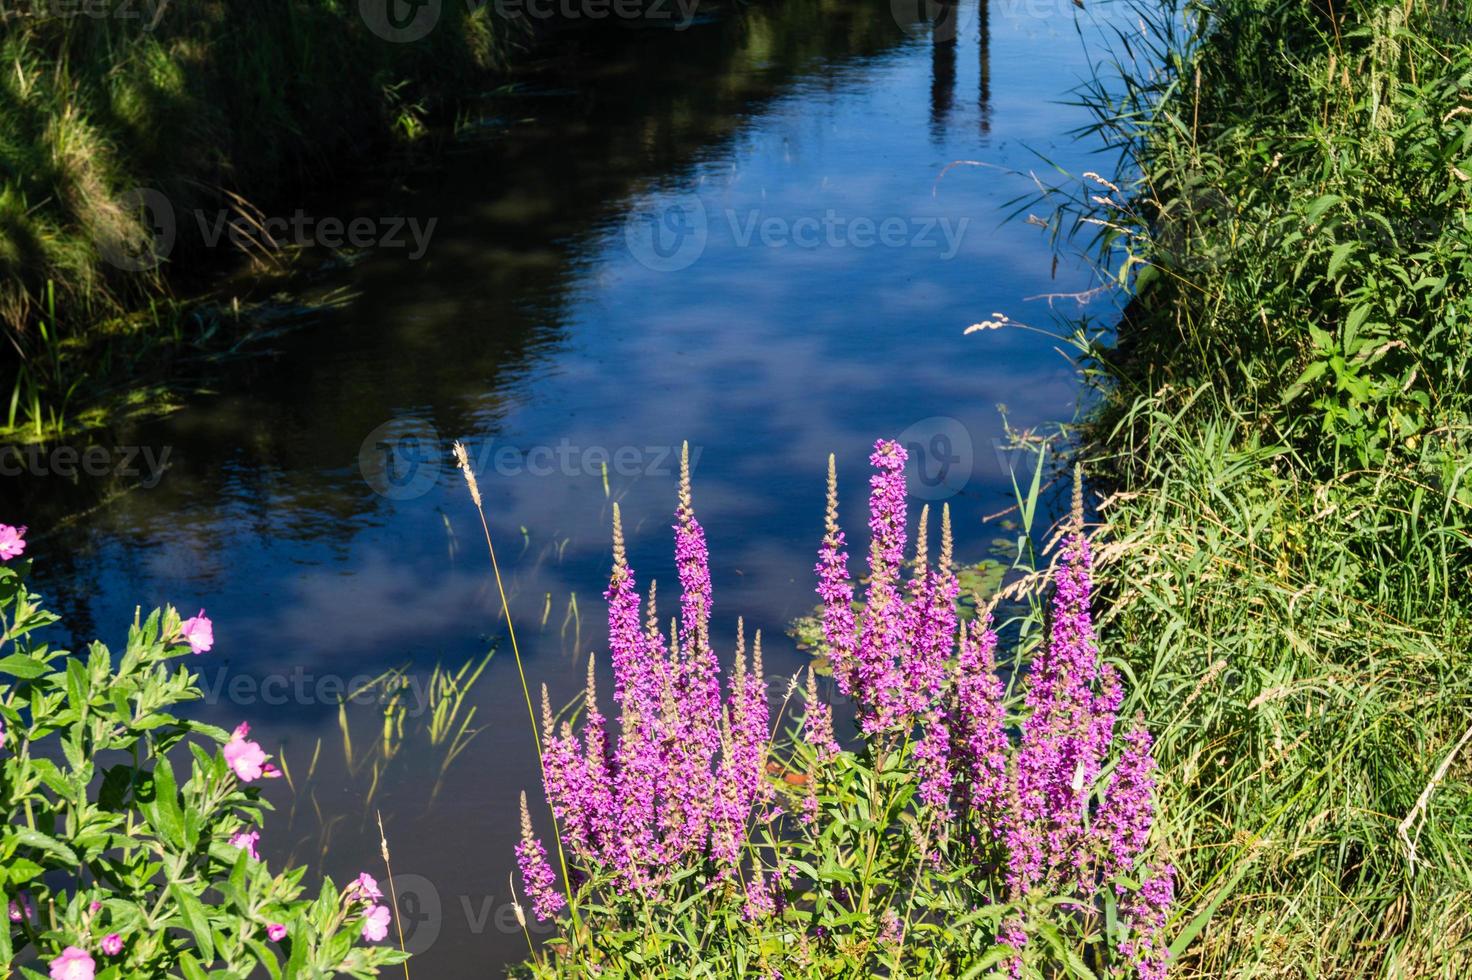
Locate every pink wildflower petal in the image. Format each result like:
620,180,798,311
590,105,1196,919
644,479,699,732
229,829,261,860
0,524,27,562
49,947,95,980
179,610,213,654
360,904,391,943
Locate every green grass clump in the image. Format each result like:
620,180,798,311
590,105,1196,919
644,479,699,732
1,1,506,437
1065,0,1472,973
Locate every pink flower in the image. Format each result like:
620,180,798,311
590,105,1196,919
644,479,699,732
9,892,31,922
179,610,213,654
349,873,383,902
100,934,123,956
224,723,269,782
267,923,288,942
360,904,391,942
229,829,261,860
0,524,26,561
49,947,94,980
87,901,101,914
517,792,567,921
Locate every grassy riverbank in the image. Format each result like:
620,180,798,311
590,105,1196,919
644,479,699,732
2,0,504,437
1072,0,1472,973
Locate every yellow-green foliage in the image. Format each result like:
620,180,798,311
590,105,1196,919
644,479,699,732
1071,0,1472,974
0,1,507,431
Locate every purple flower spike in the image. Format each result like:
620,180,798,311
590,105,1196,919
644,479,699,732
517,792,566,922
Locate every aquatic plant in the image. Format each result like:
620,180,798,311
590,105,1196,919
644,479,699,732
497,442,1173,976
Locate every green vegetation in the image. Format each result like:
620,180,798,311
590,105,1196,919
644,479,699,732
1,0,504,438
1061,0,1472,972
0,553,409,976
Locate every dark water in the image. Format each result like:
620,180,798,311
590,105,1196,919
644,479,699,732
2,0,1120,972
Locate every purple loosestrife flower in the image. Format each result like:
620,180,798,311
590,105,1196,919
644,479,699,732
518,792,566,922
803,669,840,762
854,440,909,732
1097,720,1158,886
1119,863,1174,980
914,707,954,813
539,687,591,857
1012,530,1110,888
742,873,776,921
901,506,959,719
954,617,1009,825
998,919,1027,978
581,657,619,858
707,722,746,872
816,455,859,695
733,630,772,806
606,505,653,709
674,445,720,742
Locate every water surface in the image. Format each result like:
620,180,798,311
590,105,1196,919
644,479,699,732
2,0,1120,971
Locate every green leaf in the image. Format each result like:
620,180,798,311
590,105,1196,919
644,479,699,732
171,883,217,964
0,654,51,680
1327,241,1357,279
7,827,79,864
